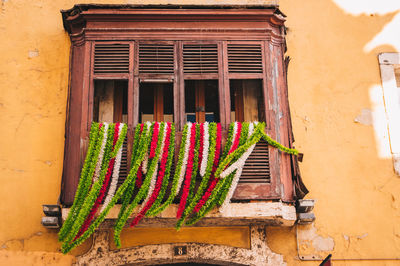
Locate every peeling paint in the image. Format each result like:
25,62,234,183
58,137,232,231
354,108,373,125
28,49,39,58
297,224,335,255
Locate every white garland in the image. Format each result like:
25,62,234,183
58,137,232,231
158,123,168,162
141,122,152,174
228,122,238,153
100,123,124,213
93,123,109,183
220,122,257,212
142,123,167,206
175,122,192,196
199,122,209,177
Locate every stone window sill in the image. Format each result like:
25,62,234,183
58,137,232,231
62,201,296,228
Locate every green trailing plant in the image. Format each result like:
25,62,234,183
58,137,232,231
113,122,166,248
260,130,299,155
186,123,265,226
59,123,102,241
61,123,149,254
60,121,301,253
147,123,176,215
146,123,189,217
62,124,116,248
187,123,200,205
176,123,217,229
118,124,148,223
217,122,250,205
221,122,235,160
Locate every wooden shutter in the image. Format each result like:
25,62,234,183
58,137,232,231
183,44,218,74
228,43,263,73
117,139,129,189
139,44,174,74
94,43,130,74
239,140,270,183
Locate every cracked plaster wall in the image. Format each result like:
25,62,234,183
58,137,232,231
1,0,400,265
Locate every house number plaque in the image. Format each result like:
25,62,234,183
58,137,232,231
174,246,187,256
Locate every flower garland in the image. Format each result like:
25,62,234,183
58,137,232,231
74,123,121,240
192,123,222,214
113,122,165,248
176,122,218,229
176,123,198,219
199,122,209,177
118,123,147,226
62,122,151,253
60,121,301,253
58,122,103,242
146,123,175,215
188,123,267,226
100,123,125,213
146,123,189,217
142,122,166,205
61,124,116,249
219,122,256,211
93,123,109,183
130,122,173,227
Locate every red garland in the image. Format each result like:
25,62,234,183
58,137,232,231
176,123,197,218
135,166,143,188
198,123,204,171
149,122,159,159
74,123,120,240
229,122,242,154
130,123,172,227
193,123,223,213
135,124,145,188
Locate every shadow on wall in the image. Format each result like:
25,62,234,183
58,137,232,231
267,0,400,263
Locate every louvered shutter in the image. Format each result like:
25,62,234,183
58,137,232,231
139,44,174,74
228,43,263,73
94,43,130,74
239,140,270,184
183,44,218,74
117,139,129,189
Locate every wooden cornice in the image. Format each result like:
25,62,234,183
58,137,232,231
61,5,286,38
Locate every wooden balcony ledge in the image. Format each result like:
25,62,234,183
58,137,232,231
62,201,296,228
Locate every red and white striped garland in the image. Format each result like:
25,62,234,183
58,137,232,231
199,122,210,177
220,122,257,212
175,122,192,197
60,120,300,253
100,123,125,213
93,122,109,183
130,122,172,227
74,123,121,240
177,123,197,218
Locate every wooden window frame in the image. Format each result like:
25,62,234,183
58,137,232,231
60,5,297,206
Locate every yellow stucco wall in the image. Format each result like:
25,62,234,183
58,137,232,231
0,0,399,265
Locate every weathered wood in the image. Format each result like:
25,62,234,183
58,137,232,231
61,43,86,205
61,7,293,205
195,80,206,123
154,84,164,121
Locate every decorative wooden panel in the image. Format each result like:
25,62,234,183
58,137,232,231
139,44,174,74
94,44,130,74
239,140,270,183
183,44,218,74
228,44,263,73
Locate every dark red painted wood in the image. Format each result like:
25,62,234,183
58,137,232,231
61,6,294,204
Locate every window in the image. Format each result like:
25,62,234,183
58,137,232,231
60,5,300,205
